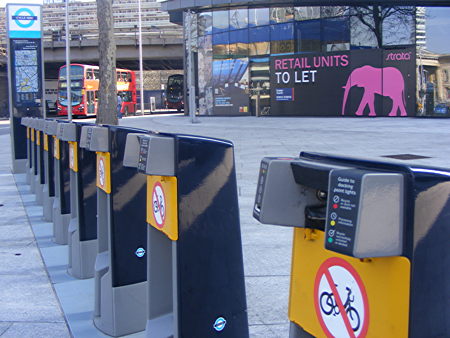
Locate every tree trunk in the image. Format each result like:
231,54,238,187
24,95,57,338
373,6,383,48
96,0,117,125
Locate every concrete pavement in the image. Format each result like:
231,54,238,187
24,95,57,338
2,115,450,337
0,129,70,337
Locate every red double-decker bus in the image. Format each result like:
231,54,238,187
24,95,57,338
57,64,137,117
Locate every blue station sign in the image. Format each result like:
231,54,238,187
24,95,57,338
7,4,42,38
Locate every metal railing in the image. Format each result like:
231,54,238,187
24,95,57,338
43,26,183,43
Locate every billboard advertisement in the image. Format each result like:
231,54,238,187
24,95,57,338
270,47,416,117
10,39,43,109
6,4,44,167
213,58,250,115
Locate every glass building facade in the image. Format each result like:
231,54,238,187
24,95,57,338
190,6,416,116
182,5,450,117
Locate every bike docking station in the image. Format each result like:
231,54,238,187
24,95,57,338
34,119,46,205
20,117,32,185
52,121,71,245
253,152,450,338
28,118,37,193
42,120,57,222
80,125,149,336
59,121,98,279
122,132,249,338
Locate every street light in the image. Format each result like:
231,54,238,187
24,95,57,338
65,0,72,121
137,0,145,115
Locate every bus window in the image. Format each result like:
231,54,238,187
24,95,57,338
87,91,95,114
94,69,99,79
59,65,84,80
120,91,132,102
165,74,184,111
58,88,82,106
86,69,93,79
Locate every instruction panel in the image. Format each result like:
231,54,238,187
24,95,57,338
325,169,366,256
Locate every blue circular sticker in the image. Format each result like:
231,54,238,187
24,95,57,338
13,8,36,29
135,247,146,258
213,317,227,332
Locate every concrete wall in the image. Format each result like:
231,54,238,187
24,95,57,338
137,69,183,90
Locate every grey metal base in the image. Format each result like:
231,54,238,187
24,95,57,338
12,159,26,174
30,173,36,193
26,168,31,184
289,321,315,338
93,252,147,337
146,226,175,338
42,193,54,222
52,198,70,245
145,314,173,338
35,181,44,205
67,218,97,279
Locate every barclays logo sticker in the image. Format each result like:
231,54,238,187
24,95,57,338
213,317,227,332
135,247,146,258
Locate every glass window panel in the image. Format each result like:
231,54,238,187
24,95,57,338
249,26,270,43
249,41,270,56
230,29,249,56
320,6,349,18
321,17,350,52
296,20,322,53
270,7,294,24
230,8,248,30
213,32,229,56
213,10,229,34
213,44,230,57
350,15,378,49
249,26,270,56
230,29,249,44
295,7,320,21
249,58,270,114
381,6,415,46
271,23,294,55
271,22,294,41
198,12,213,35
417,7,450,116
249,8,270,27
229,43,248,57
213,31,229,45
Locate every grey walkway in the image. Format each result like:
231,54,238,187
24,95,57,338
0,130,70,337
1,116,450,337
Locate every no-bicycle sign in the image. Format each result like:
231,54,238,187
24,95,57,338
152,182,166,228
146,176,178,241
314,257,369,338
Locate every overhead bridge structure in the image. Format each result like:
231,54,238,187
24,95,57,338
42,31,184,78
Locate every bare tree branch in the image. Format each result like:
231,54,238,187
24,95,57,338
350,6,416,48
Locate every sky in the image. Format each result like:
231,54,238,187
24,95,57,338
426,7,450,53
1,2,449,53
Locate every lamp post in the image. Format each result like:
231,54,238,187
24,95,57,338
138,0,145,115
65,0,72,121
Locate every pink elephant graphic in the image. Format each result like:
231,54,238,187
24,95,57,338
341,65,408,117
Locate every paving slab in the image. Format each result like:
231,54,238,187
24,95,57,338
0,133,70,337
